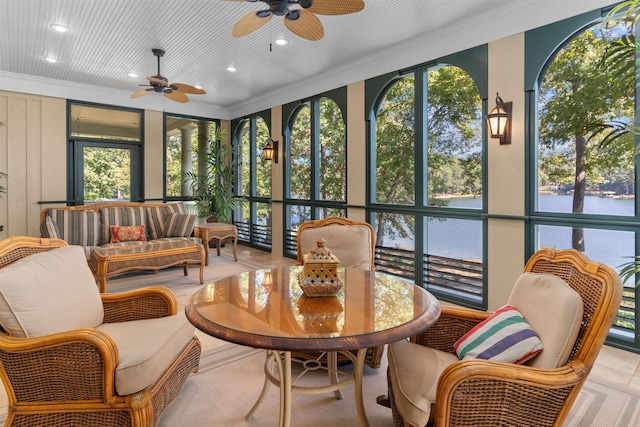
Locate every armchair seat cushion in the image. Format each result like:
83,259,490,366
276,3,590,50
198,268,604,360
97,313,196,395
388,339,458,427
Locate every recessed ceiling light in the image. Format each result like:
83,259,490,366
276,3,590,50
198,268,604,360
50,24,70,33
275,38,288,46
129,73,138,78
226,66,237,72
45,57,57,63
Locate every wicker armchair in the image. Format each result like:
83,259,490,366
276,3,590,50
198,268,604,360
380,248,623,427
295,216,383,369
0,236,201,427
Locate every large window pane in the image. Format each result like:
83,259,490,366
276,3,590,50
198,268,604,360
255,117,272,197
424,217,483,303
68,102,142,204
165,115,218,199
319,98,346,202
372,212,415,280
290,105,311,200
426,66,482,208
83,146,131,202
537,19,634,219
70,104,140,142
284,205,312,256
375,76,415,205
238,120,251,197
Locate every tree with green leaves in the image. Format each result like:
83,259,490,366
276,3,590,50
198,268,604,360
374,66,482,246
538,19,634,251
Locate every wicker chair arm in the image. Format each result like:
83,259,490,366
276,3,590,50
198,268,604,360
411,306,491,353
0,328,120,404
101,286,178,323
434,359,589,427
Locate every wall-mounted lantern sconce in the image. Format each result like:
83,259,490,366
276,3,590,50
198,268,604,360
262,138,279,163
486,92,512,145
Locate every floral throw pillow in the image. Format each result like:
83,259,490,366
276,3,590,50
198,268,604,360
110,225,146,243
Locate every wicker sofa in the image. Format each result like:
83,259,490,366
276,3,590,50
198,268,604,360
40,201,201,259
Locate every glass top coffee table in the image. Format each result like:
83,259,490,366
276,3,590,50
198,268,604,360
185,266,440,427
90,240,204,293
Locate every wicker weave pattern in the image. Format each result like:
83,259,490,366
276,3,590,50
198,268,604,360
11,411,132,427
0,236,201,427
384,248,623,427
0,341,105,402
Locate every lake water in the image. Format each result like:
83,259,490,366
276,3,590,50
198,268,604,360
383,194,637,281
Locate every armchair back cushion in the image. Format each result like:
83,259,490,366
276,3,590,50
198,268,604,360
508,272,583,369
299,223,374,270
0,246,104,337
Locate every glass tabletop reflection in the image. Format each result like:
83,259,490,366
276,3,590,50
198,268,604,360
186,266,441,352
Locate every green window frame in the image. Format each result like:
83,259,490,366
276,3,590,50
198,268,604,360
365,46,489,309
525,4,639,352
231,111,273,250
282,88,348,258
67,101,144,205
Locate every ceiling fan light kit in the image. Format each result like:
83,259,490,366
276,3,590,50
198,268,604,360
130,49,206,103
230,0,364,41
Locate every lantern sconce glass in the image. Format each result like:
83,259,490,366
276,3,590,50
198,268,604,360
262,138,279,163
262,270,274,292
486,93,512,145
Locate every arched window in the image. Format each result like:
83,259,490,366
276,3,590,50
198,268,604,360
528,8,636,350
233,112,272,249
368,50,487,308
283,92,347,257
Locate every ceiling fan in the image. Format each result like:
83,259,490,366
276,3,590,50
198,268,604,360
229,0,365,41
130,49,206,103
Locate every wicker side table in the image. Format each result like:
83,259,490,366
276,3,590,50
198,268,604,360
194,222,238,265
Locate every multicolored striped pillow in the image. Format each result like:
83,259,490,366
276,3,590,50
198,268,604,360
454,305,543,364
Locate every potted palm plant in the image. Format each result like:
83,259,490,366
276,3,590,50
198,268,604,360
184,134,240,224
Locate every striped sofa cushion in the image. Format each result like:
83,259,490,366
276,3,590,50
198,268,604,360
146,203,184,240
454,305,543,364
40,215,60,239
162,213,196,238
99,206,146,246
46,209,100,247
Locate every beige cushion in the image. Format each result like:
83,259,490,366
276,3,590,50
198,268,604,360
299,223,373,270
0,246,103,338
508,272,583,369
97,313,195,395
388,339,459,427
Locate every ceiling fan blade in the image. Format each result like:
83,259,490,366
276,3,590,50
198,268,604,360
148,76,169,86
307,0,364,15
232,11,271,37
171,83,206,94
285,10,323,41
130,89,151,99
164,90,189,103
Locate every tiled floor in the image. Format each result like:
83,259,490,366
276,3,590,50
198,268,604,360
591,343,640,390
